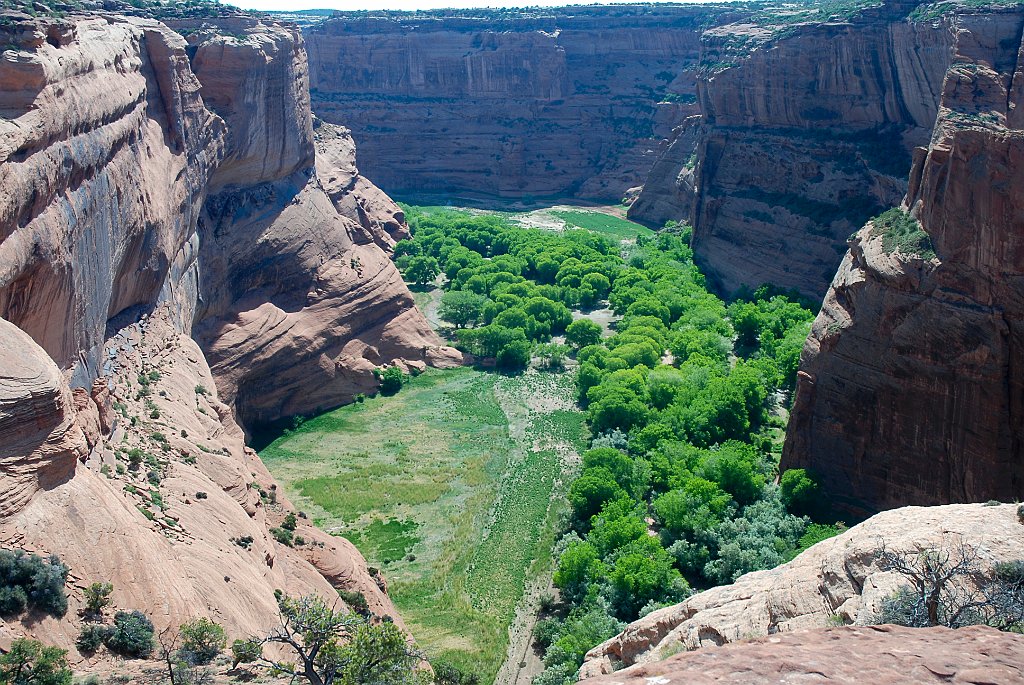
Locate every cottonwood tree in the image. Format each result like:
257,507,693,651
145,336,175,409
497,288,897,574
232,594,423,685
875,536,1024,630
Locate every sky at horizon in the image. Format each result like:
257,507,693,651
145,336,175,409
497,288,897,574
231,0,671,11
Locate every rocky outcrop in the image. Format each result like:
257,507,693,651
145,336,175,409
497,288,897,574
0,14,222,382
630,3,957,298
580,624,1024,684
782,8,1024,513
305,6,728,202
166,16,458,428
579,503,1024,677
0,9,452,662
0,308,404,658
0,320,88,521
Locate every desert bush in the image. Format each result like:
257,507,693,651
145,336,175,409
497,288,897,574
0,550,68,618
82,582,113,616
106,610,154,658
178,617,226,665
75,624,113,654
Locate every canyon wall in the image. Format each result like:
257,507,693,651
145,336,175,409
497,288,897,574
630,3,956,298
305,6,730,201
0,9,454,659
782,7,1024,513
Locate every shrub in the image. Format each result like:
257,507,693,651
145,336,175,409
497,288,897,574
432,659,481,685
0,549,68,618
379,366,404,395
270,527,294,547
106,610,154,658
83,582,113,616
178,617,226,665
76,624,113,654
282,512,298,531
869,207,935,259
338,588,369,616
231,638,261,667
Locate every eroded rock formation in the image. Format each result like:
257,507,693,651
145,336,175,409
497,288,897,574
782,7,1024,513
630,2,956,298
0,9,455,660
579,503,1024,677
580,624,1024,685
305,6,727,201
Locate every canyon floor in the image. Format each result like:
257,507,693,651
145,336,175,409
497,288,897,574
260,204,649,684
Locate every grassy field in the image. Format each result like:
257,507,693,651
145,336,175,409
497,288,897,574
260,367,586,683
548,209,655,242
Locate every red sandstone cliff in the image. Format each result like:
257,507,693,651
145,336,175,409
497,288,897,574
630,2,955,298
0,9,455,662
305,6,726,202
782,7,1024,513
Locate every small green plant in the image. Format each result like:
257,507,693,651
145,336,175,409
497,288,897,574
194,385,207,395
195,491,208,500
127,448,144,470
282,512,298,531
178,617,226,665
337,588,370,616
869,208,936,259
76,624,113,654
231,536,254,550
83,582,113,616
379,366,404,395
270,527,294,547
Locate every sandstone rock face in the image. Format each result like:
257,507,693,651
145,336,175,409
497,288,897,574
0,308,404,658
782,8,1024,513
579,503,1024,677
0,10,449,662
170,17,458,428
633,4,957,298
580,624,1024,685
0,14,222,381
0,320,87,520
306,6,725,201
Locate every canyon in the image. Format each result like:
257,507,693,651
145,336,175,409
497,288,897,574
308,0,1024,513
0,6,456,660
2,0,1024,681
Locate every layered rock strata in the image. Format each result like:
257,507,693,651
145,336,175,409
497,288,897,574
305,6,729,201
782,7,1024,513
579,503,1024,677
0,10,454,660
630,2,956,298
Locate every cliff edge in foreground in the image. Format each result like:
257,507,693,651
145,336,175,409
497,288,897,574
579,503,1024,676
